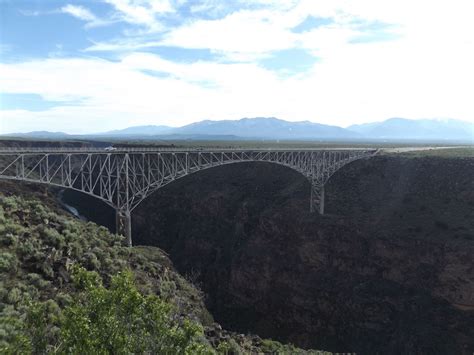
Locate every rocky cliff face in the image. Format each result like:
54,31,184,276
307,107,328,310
54,155,474,354
129,156,474,354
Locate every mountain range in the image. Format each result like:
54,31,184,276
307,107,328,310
348,118,473,141
4,117,473,143
183,118,350,138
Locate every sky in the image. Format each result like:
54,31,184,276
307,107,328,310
0,0,473,134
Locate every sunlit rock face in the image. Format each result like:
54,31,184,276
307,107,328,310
66,157,474,354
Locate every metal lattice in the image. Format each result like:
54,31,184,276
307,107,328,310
0,147,378,245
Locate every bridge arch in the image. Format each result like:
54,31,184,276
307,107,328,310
129,159,312,212
0,148,378,245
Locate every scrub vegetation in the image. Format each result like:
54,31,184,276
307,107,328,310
0,194,328,354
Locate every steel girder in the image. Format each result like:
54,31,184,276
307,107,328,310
0,148,378,245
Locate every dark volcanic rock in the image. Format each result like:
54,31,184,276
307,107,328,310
62,156,474,354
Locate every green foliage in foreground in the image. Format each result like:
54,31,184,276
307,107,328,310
0,194,330,354
0,195,212,354
62,266,210,354
10,266,211,354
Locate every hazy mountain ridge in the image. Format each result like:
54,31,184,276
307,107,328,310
7,131,71,138
348,117,474,140
104,125,173,136
3,117,473,142
174,117,357,139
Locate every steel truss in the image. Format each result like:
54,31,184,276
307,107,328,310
0,148,377,245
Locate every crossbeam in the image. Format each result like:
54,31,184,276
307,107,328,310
0,147,378,245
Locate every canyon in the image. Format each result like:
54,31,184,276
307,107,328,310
58,153,474,354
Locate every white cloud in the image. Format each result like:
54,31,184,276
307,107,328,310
103,0,174,30
61,5,96,22
161,9,299,59
60,4,114,28
85,39,163,52
0,55,285,133
1,34,474,135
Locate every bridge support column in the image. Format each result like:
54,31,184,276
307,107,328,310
116,210,132,246
310,182,325,215
319,185,325,214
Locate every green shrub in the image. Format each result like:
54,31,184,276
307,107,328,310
2,222,25,237
0,281,8,302
0,233,18,247
260,339,298,354
6,288,22,305
17,239,37,259
55,292,73,308
40,227,65,249
40,263,55,279
217,339,243,355
25,299,61,353
0,206,6,223
26,273,49,290
0,252,18,273
81,252,101,270
0,306,31,354
160,277,178,300
2,197,19,211
68,240,83,257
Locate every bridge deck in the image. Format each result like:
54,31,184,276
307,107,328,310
0,147,378,154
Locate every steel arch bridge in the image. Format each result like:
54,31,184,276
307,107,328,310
0,147,378,245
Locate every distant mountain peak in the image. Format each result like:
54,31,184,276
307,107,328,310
3,117,472,142
349,117,473,141
174,117,356,139
5,131,70,138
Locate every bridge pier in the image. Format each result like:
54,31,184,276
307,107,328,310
319,185,325,214
310,183,325,215
116,210,132,246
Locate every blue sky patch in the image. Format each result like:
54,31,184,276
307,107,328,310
0,93,77,111
144,46,218,63
351,19,394,32
349,19,400,44
292,16,333,33
139,69,172,78
1,4,87,60
349,31,400,44
260,48,318,75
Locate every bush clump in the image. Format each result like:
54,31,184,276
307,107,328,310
0,252,18,273
19,266,213,354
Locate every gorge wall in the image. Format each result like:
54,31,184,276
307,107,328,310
62,155,474,354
